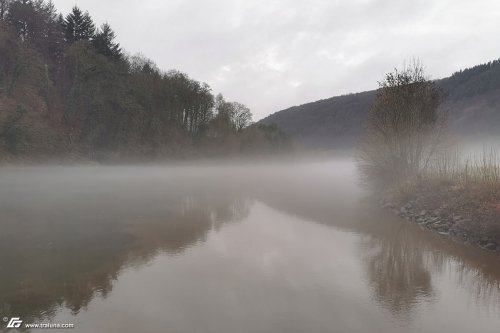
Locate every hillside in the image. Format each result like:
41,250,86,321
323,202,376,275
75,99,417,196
0,1,291,163
261,59,500,149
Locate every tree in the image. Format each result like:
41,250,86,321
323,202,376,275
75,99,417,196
0,0,285,160
62,6,94,43
6,0,64,61
232,102,252,131
0,0,11,20
7,0,37,42
92,23,121,60
39,1,65,61
209,94,235,137
358,61,444,186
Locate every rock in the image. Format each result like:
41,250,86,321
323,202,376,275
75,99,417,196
437,226,449,233
419,210,427,216
400,207,407,214
485,243,497,251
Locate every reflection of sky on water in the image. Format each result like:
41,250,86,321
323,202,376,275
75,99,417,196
0,161,499,333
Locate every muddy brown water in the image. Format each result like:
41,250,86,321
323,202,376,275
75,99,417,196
0,160,499,332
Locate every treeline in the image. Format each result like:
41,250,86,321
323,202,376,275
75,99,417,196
0,0,291,160
440,59,500,101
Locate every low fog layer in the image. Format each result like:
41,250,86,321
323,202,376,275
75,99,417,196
1,160,500,333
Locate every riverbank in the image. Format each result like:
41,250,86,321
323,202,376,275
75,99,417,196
381,179,500,252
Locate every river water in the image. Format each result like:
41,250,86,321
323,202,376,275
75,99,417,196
0,160,499,332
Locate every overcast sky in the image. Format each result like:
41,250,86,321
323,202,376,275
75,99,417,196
52,0,500,120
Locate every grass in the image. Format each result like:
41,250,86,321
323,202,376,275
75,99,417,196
429,147,500,187
386,146,500,249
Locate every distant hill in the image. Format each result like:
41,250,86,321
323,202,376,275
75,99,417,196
260,59,500,149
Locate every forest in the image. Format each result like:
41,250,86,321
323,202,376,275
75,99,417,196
0,0,291,161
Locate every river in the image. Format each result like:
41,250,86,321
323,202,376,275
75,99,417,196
1,160,499,332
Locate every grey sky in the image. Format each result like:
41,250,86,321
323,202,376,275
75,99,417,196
52,0,500,120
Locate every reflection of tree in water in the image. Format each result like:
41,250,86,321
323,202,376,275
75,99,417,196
359,223,435,318
356,207,500,319
125,194,252,261
256,183,500,321
0,190,251,328
440,245,500,313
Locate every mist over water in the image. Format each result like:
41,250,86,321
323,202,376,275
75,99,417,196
1,159,500,333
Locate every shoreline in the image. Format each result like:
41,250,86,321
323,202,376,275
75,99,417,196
380,185,500,252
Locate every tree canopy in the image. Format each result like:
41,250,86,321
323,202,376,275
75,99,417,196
62,6,95,43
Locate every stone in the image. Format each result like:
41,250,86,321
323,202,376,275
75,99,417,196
485,243,497,251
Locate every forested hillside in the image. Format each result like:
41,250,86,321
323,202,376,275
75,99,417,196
0,0,290,162
261,59,500,149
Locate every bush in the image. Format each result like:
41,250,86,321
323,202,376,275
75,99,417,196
358,61,444,188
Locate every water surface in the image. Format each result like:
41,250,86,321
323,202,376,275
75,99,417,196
1,160,499,332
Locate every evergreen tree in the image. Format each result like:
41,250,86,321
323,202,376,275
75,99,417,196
92,23,121,60
62,6,94,43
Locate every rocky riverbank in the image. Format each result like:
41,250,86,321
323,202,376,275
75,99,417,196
380,183,500,252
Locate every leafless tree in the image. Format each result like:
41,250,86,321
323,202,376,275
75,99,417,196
232,102,252,131
358,60,445,187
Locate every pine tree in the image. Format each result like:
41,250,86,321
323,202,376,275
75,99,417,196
62,6,94,43
92,23,121,60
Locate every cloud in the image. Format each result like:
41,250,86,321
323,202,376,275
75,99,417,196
52,0,500,120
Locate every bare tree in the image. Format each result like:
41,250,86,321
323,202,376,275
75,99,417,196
358,60,445,187
232,102,252,131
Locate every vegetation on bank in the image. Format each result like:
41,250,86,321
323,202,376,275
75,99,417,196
0,1,291,161
359,61,500,251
